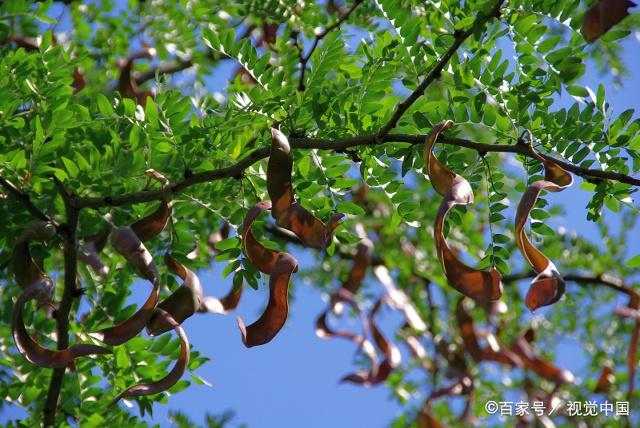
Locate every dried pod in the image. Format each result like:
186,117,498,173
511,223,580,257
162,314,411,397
341,296,401,386
146,253,203,336
373,265,426,332
237,252,298,347
78,225,112,276
11,222,56,302
13,288,110,368
131,170,172,242
113,309,189,402
515,152,573,311
316,288,372,348
509,328,575,384
594,366,615,393
199,286,243,315
242,201,280,274
90,227,160,345
582,0,636,43
341,242,371,295
267,128,344,250
423,121,502,302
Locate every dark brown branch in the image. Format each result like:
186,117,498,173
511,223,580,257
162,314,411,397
0,175,54,223
71,132,640,210
43,180,80,426
376,0,505,138
297,0,363,91
504,271,639,303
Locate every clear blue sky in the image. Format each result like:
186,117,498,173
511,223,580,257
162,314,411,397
1,6,639,428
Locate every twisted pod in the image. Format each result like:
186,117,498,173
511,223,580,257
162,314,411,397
423,120,502,301
239,201,299,347
11,222,110,368
515,147,573,311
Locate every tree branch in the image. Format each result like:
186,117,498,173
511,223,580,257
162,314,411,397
134,58,195,86
43,180,80,426
71,132,640,210
297,0,363,91
0,175,54,223
376,0,505,138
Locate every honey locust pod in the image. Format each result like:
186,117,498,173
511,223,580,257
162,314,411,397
582,0,636,43
238,201,299,347
130,169,172,242
146,253,203,336
509,328,575,384
267,127,344,250
13,287,111,368
11,221,56,304
341,296,401,386
90,227,160,345
514,150,573,311
423,121,502,302
78,224,112,276
112,309,189,404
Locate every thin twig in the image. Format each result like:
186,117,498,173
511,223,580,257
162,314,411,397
376,0,505,138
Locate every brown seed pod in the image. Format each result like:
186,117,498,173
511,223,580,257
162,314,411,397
508,328,574,384
267,128,344,250
78,225,112,276
131,169,172,242
238,201,299,347
515,150,573,311
11,222,56,303
582,0,636,43
341,296,401,386
146,253,203,336
423,121,502,302
112,309,189,403
90,227,160,346
13,288,110,369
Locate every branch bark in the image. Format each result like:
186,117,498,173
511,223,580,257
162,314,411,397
43,180,80,426
70,132,640,210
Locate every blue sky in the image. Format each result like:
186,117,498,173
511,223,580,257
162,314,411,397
1,5,640,428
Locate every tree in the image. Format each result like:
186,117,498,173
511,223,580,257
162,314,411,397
0,0,639,426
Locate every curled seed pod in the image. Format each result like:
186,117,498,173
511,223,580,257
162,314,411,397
90,227,160,345
340,242,371,295
316,288,374,350
78,225,112,276
242,201,280,274
582,0,636,43
237,252,298,347
146,253,203,336
13,288,110,368
199,286,242,315
515,150,573,311
11,222,56,303
267,128,344,250
113,309,189,403
454,299,521,367
341,296,401,386
373,265,426,332
131,170,172,242
509,328,574,384
594,366,615,393
423,121,502,302
238,201,300,346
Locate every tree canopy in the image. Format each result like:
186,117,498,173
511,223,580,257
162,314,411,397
1,0,639,427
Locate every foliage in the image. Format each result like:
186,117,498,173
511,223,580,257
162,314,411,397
0,0,639,427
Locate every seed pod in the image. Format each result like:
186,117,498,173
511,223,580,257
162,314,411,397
515,151,573,311
11,222,56,303
508,328,574,384
78,225,112,276
131,169,172,242
237,252,298,347
113,309,189,403
242,201,280,274
90,227,159,345
146,253,203,336
13,288,110,368
423,121,502,302
267,128,344,250
582,0,636,43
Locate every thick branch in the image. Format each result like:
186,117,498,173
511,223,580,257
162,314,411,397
135,58,195,86
298,0,363,91
0,175,54,223
43,181,80,426
72,132,640,210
